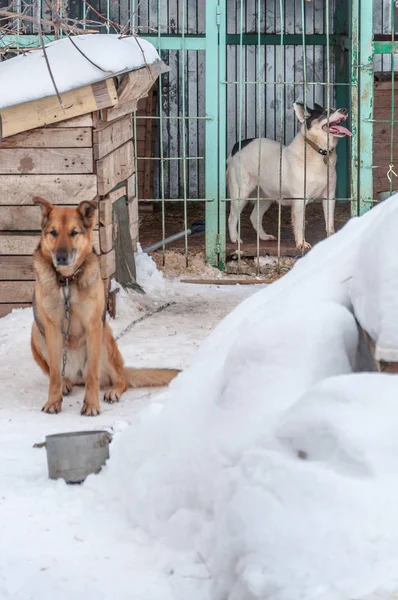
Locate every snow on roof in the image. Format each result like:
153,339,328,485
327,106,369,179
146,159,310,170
0,34,161,110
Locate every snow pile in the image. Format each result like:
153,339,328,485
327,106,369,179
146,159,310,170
0,34,161,109
90,195,398,599
108,244,168,329
350,203,398,361
135,243,165,294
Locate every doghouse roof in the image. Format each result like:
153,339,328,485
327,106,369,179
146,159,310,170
0,34,161,111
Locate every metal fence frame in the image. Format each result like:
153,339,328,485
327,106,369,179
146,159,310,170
1,0,396,269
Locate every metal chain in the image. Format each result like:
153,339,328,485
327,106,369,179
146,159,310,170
60,280,71,379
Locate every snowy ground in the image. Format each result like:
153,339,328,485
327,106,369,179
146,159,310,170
0,259,258,600
4,196,398,600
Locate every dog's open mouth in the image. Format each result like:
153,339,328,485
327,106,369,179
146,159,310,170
322,115,352,137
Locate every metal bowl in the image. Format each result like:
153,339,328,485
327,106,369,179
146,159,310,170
45,430,112,484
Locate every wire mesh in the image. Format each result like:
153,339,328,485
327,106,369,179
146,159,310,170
0,0,394,272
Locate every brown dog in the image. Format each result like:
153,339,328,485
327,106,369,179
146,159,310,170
31,197,179,416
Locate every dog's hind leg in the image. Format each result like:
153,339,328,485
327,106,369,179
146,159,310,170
101,324,128,404
31,324,49,376
227,161,251,244
249,199,276,241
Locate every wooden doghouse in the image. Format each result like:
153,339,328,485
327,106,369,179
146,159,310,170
0,60,166,318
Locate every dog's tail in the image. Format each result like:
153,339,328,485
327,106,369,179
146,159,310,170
124,367,180,388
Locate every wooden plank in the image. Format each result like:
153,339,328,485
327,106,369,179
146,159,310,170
0,233,39,255
0,175,98,205
0,206,41,230
180,279,267,285
0,281,34,302
0,256,34,280
0,232,99,255
52,115,93,128
1,79,118,139
127,173,136,200
100,249,116,279
0,128,92,149
99,223,114,253
0,205,98,230
0,148,94,175
99,185,126,225
99,198,112,226
93,115,133,160
107,185,127,203
97,141,134,195
106,63,166,122
0,303,31,318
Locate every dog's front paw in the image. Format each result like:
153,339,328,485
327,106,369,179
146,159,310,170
104,388,122,404
42,398,63,414
81,400,100,417
296,240,311,251
62,378,73,395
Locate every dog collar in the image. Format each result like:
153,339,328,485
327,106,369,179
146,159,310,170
306,138,334,164
57,265,83,287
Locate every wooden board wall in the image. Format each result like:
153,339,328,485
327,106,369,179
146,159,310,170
0,115,98,316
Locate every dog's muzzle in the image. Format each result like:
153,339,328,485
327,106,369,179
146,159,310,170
53,250,76,268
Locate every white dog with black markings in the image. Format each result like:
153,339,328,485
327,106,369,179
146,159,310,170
227,102,352,250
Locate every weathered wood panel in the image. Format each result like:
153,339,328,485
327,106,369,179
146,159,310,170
53,115,93,128
0,232,99,255
0,205,99,230
0,256,34,280
99,186,126,225
0,233,39,255
0,175,98,205
0,148,94,175
106,64,165,122
94,115,133,160
0,128,92,149
100,249,116,279
1,79,117,139
107,186,127,203
99,199,112,226
0,281,34,303
0,303,31,318
0,206,41,230
99,224,114,253
96,142,134,196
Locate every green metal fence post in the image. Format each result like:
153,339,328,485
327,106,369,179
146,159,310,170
218,0,227,270
357,0,374,215
350,0,360,216
205,0,221,266
334,0,349,202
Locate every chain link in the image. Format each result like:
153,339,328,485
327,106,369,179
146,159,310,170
60,280,71,379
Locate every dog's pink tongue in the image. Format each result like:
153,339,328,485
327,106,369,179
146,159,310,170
333,124,352,137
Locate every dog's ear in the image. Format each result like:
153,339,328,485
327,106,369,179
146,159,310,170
313,102,324,112
77,200,97,227
293,102,311,124
33,196,53,228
